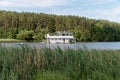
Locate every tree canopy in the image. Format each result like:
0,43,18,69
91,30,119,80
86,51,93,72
0,10,120,41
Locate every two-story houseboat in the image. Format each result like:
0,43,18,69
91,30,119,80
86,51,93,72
45,31,76,44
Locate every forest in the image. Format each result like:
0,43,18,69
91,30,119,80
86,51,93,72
0,10,120,42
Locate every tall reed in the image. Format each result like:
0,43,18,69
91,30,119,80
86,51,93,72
0,45,120,80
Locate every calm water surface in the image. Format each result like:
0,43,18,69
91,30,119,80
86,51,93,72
0,42,120,50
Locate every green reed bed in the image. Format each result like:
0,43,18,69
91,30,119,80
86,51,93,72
0,45,120,80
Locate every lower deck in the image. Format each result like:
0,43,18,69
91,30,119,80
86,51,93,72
46,38,75,44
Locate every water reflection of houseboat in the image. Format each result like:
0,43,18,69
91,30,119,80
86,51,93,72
45,31,76,44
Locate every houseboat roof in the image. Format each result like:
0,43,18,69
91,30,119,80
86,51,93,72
45,31,74,39
46,35,74,39
49,31,73,36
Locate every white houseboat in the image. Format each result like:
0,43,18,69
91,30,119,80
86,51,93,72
45,31,76,44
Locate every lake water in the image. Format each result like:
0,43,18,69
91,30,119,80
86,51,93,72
0,42,120,50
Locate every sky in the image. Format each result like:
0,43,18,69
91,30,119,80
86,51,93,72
0,0,120,22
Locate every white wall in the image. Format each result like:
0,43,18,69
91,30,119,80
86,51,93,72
47,38,70,43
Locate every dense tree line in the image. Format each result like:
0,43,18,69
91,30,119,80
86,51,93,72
0,10,120,41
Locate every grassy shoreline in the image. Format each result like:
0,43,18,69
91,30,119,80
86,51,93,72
0,39,43,43
0,39,25,42
0,46,120,80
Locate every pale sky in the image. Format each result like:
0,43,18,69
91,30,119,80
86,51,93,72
0,0,120,22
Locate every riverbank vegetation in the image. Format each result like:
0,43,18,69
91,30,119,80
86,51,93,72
0,39,24,42
0,46,120,80
0,10,120,42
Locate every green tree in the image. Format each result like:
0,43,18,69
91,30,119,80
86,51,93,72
33,29,48,41
80,30,91,41
17,30,34,41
